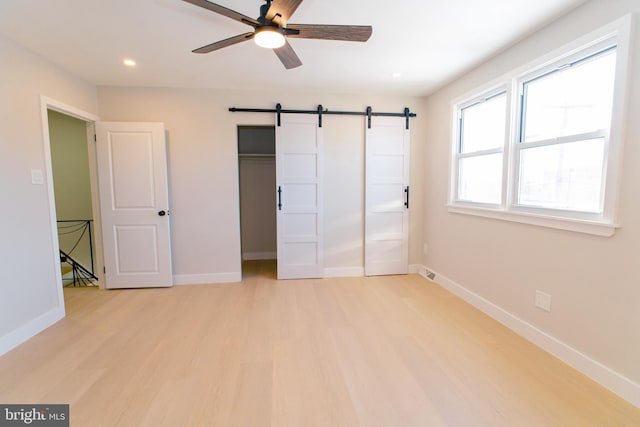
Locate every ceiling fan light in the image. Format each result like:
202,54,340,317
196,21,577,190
254,26,286,49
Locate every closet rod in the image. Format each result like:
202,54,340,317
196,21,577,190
228,104,416,129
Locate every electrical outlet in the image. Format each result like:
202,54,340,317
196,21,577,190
535,290,552,312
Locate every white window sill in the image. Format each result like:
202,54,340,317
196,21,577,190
447,204,618,237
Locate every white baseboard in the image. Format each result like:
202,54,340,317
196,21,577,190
173,272,242,286
323,266,365,278
243,252,277,261
323,264,422,278
0,306,65,357
418,266,640,409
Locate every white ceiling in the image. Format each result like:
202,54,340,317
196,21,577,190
0,0,585,96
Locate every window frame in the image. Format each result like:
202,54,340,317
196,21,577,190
452,86,509,207
511,41,617,219
448,15,633,237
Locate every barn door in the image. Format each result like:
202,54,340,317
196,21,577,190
95,122,173,288
276,114,324,279
365,116,410,276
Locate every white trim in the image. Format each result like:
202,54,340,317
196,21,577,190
42,96,99,122
447,204,617,237
39,96,100,345
451,86,509,206
448,15,633,236
602,14,634,226
85,123,106,289
243,251,277,261
173,272,242,285
0,307,65,356
517,130,608,150
40,99,67,325
323,266,365,278
419,266,640,408
323,265,422,278
457,147,503,159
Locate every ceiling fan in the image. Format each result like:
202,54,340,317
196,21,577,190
182,0,373,69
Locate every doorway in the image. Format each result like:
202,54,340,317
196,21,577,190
41,97,104,307
237,126,277,279
48,110,99,287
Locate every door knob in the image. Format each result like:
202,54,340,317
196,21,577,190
158,210,166,216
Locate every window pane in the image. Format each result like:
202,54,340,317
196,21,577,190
458,153,502,204
460,93,506,153
517,138,605,212
522,49,616,142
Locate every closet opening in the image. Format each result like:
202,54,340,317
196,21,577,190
237,126,277,279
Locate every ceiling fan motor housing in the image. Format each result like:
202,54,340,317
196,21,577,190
259,0,276,24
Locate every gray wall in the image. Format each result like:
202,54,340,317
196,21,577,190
96,87,425,281
238,126,277,260
0,35,98,353
239,157,277,260
49,110,94,270
421,0,640,391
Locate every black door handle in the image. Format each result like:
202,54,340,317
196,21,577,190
404,186,410,209
277,186,282,211
158,210,166,216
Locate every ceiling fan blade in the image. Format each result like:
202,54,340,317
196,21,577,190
266,0,304,26
192,32,254,54
273,40,302,69
286,24,372,42
182,0,259,27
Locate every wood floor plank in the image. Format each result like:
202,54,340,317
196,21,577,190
0,260,639,426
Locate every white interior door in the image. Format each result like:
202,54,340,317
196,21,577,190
96,122,173,288
365,116,410,276
276,114,324,279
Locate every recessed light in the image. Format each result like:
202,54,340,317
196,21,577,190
392,72,402,79
123,58,136,67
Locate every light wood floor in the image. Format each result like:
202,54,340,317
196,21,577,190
1,260,639,426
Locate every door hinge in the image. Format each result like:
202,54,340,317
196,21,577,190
94,134,97,142
103,266,106,274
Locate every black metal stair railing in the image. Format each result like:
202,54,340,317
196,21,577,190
59,249,98,287
57,220,98,287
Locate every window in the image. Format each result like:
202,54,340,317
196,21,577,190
449,16,632,236
515,46,616,214
455,90,507,205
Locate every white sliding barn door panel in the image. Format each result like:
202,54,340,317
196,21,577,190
96,122,173,288
276,114,324,279
365,117,410,276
